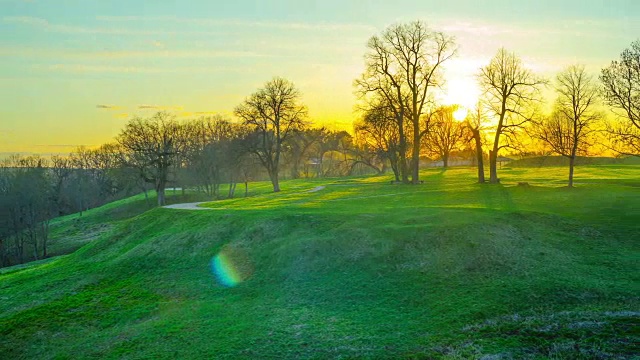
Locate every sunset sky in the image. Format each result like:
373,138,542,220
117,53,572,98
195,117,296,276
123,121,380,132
1,0,638,154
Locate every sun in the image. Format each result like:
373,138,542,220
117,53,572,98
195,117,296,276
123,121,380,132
453,107,468,121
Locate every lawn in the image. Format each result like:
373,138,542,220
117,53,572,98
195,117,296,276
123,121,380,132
1,166,638,359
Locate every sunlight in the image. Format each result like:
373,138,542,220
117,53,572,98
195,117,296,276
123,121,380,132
453,107,468,121
442,77,481,109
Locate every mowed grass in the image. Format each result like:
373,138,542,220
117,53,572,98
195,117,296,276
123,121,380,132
0,166,638,359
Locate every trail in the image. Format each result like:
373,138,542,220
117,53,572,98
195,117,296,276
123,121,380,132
162,202,212,210
164,184,373,210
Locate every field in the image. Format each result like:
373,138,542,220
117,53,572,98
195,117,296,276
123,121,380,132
1,165,639,359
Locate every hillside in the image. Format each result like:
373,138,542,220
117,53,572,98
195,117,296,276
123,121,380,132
1,166,639,359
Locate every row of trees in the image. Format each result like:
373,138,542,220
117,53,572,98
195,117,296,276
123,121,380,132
0,148,140,266
354,21,639,187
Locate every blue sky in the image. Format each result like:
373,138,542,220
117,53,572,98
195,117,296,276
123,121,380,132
1,0,639,153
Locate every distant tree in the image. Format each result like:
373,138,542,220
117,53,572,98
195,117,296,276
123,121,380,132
423,105,468,168
600,40,640,155
479,48,547,183
356,21,456,184
182,116,236,198
285,128,324,179
117,112,183,206
234,77,308,192
536,65,600,187
50,155,73,216
354,99,401,180
313,130,353,177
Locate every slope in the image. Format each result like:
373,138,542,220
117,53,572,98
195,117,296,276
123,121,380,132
1,166,639,359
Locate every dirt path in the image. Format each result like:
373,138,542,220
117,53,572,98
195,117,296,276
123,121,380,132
164,185,329,211
162,202,212,210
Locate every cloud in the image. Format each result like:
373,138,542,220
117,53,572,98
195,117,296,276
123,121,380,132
5,48,268,62
2,16,182,35
34,144,93,148
96,104,120,109
115,113,129,119
49,64,162,73
137,105,184,111
95,15,375,33
43,63,250,74
2,16,47,26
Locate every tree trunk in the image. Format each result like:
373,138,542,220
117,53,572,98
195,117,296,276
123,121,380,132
269,170,281,192
156,177,166,206
473,130,485,183
41,220,49,258
397,118,410,184
143,187,150,207
244,181,249,197
443,153,449,168
568,155,575,188
489,150,499,183
411,120,421,184
32,231,39,261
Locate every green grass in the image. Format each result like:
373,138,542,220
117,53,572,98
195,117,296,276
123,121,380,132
1,166,639,359
44,190,212,257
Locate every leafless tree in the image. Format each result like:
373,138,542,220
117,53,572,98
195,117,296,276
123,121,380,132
117,112,183,206
479,48,547,183
536,65,600,187
423,105,469,168
355,21,457,184
600,40,640,155
234,77,308,192
354,99,401,180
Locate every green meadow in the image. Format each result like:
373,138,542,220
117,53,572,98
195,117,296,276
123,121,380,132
1,166,639,359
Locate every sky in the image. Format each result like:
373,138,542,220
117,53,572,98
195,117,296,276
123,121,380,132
0,0,639,154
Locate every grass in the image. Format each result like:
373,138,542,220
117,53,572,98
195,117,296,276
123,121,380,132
1,166,639,359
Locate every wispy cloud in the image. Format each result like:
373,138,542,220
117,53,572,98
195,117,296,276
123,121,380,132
48,64,165,73
95,15,375,32
138,105,184,111
44,63,250,74
3,46,268,60
3,16,188,35
96,104,120,110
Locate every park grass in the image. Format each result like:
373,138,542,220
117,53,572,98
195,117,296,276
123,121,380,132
44,190,212,257
0,165,639,359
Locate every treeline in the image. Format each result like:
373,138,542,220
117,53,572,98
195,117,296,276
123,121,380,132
0,148,141,266
354,22,639,186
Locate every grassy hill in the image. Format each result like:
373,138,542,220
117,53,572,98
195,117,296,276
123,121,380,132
1,166,639,359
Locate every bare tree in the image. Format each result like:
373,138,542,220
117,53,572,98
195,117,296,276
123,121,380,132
536,65,600,187
423,105,468,168
600,40,640,155
117,112,182,206
234,77,308,192
285,128,325,179
479,48,547,183
355,21,456,184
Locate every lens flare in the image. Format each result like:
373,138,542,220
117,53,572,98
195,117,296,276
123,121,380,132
211,245,253,287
